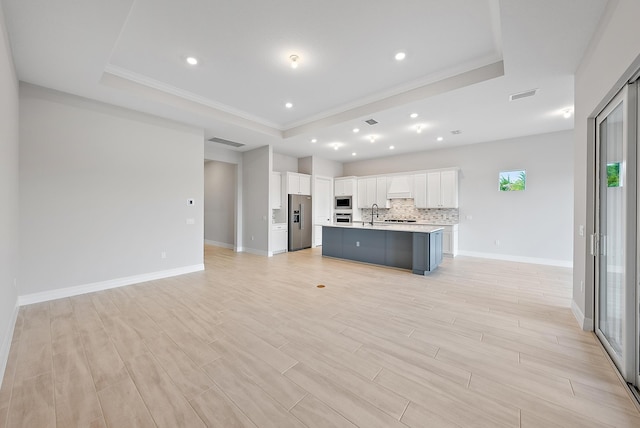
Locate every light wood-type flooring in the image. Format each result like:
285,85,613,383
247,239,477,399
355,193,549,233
1,245,640,427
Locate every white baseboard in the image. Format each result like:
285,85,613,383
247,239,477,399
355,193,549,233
571,299,594,331
0,301,19,388
17,264,205,306
204,239,234,249
456,250,573,268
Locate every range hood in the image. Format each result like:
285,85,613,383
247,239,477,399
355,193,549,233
386,175,413,199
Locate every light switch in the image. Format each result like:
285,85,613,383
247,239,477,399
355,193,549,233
579,225,584,237
187,199,195,206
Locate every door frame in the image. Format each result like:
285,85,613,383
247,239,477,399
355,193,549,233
594,82,638,384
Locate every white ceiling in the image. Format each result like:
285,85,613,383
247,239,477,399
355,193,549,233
2,0,608,162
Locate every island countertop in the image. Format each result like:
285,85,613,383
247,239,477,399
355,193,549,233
322,222,444,234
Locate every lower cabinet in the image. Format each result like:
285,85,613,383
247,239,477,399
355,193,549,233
412,230,442,275
322,226,442,275
438,224,458,256
271,224,288,254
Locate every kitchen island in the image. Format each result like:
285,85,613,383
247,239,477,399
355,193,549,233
322,223,444,275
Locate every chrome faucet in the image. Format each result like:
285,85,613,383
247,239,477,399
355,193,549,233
370,203,379,225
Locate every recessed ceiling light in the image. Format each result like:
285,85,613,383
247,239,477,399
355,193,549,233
289,54,300,69
352,152,356,156
311,138,317,143
410,113,418,119
334,146,339,151
563,109,573,119
416,125,423,134
186,57,198,65
353,128,360,133
285,102,293,109
369,135,376,143
395,52,406,61
437,136,444,142
389,145,395,150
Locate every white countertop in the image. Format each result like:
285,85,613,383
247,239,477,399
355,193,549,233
323,223,444,233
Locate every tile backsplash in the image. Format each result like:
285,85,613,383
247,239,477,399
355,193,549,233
360,198,459,224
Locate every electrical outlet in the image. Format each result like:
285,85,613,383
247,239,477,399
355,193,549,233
251,235,255,241
579,225,584,237
356,241,360,247
466,215,472,220
494,239,500,246
186,218,195,225
580,280,584,292
161,252,167,259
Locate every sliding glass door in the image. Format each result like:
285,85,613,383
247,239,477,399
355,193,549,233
594,82,638,386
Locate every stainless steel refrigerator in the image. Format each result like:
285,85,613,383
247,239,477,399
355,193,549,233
288,194,312,251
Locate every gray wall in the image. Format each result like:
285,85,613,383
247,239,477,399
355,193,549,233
204,160,236,247
312,156,344,178
572,0,640,329
242,146,271,254
19,84,204,296
0,3,19,385
273,152,298,173
345,130,574,264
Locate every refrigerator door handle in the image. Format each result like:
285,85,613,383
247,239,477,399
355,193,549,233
300,204,304,230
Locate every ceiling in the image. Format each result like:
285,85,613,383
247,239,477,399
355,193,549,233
2,0,608,162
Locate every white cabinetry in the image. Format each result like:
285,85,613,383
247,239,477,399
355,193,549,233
286,172,311,195
270,172,282,209
271,224,288,254
334,177,355,196
430,224,458,256
412,173,427,208
427,170,458,208
358,177,389,208
357,177,375,207
375,177,388,206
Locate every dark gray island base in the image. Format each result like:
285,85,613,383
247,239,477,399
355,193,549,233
322,224,443,275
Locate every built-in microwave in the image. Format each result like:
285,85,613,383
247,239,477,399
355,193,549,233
335,196,352,209
335,213,352,224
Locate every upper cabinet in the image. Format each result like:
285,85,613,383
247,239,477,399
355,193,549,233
412,173,428,208
334,177,356,196
286,172,311,195
271,172,282,209
358,177,388,207
427,170,458,208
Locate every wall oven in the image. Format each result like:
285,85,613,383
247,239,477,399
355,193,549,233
335,196,352,210
335,213,352,224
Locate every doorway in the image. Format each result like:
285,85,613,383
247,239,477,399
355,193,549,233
594,80,639,391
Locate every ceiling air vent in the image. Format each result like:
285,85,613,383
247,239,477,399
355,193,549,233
207,137,245,148
509,89,538,101
364,118,378,125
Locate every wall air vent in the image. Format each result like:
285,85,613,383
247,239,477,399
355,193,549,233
207,137,245,148
365,119,378,125
509,89,538,101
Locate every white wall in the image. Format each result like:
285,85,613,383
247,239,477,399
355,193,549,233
19,84,205,300
242,146,271,255
345,130,574,265
204,160,236,248
0,2,19,386
572,0,640,329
